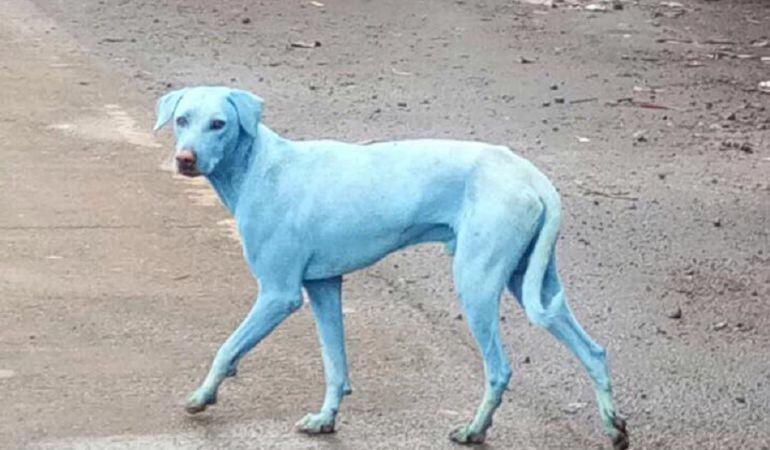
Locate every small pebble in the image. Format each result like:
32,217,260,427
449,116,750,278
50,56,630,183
563,402,585,415
667,307,682,319
739,142,753,153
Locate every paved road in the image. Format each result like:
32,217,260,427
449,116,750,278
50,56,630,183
1,0,768,448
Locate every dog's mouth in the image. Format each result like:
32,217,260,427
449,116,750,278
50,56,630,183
177,163,202,177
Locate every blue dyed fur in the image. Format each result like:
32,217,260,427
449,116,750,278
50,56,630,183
154,86,628,449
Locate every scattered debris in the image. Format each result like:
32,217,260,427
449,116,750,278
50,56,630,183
241,17,251,24
735,322,754,332
563,402,586,415
576,136,591,143
759,81,770,94
569,97,598,104
659,1,684,8
523,356,531,364
714,321,727,331
519,56,535,64
684,61,704,68
750,39,768,48
290,40,321,48
391,67,412,76
735,396,746,404
713,219,722,227
173,274,191,281
99,37,126,44
584,3,608,12
739,142,754,153
519,0,554,6
655,37,694,44
632,130,648,143
703,38,736,45
366,108,382,120
397,101,408,107
667,307,682,319
722,140,754,153
657,2,686,18
637,102,671,110
555,97,565,104
310,1,325,6
634,85,663,93
46,255,64,260
577,183,639,201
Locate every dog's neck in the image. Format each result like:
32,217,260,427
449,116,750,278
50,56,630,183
205,124,282,214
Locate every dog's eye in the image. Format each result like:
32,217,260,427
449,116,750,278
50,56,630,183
175,116,188,127
210,120,226,131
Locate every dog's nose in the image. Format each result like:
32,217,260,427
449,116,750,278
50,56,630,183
176,149,196,165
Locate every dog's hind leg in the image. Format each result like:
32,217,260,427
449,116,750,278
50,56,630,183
449,263,512,444
295,276,350,434
448,212,537,444
185,284,303,414
537,260,629,450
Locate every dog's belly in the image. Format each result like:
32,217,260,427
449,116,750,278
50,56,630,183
303,222,455,280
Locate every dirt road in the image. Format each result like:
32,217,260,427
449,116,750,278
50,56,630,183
1,0,768,448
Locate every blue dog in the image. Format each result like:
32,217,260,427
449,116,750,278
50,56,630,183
155,86,628,449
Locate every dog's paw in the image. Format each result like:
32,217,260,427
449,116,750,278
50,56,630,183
295,412,335,434
184,390,216,414
342,379,353,396
610,415,629,450
449,424,486,445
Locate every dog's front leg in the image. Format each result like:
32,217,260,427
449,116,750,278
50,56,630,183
295,276,350,434
185,287,303,414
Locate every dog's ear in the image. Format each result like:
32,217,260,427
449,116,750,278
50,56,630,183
227,89,263,138
153,88,188,131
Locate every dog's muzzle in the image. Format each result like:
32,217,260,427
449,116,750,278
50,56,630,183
175,149,201,177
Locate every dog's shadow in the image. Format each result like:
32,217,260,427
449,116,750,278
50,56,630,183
184,412,357,447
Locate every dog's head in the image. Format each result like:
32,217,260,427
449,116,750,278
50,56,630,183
154,86,263,177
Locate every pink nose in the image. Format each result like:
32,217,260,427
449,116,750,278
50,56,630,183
175,150,196,165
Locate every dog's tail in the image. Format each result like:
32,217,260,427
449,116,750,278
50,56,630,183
515,184,565,328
